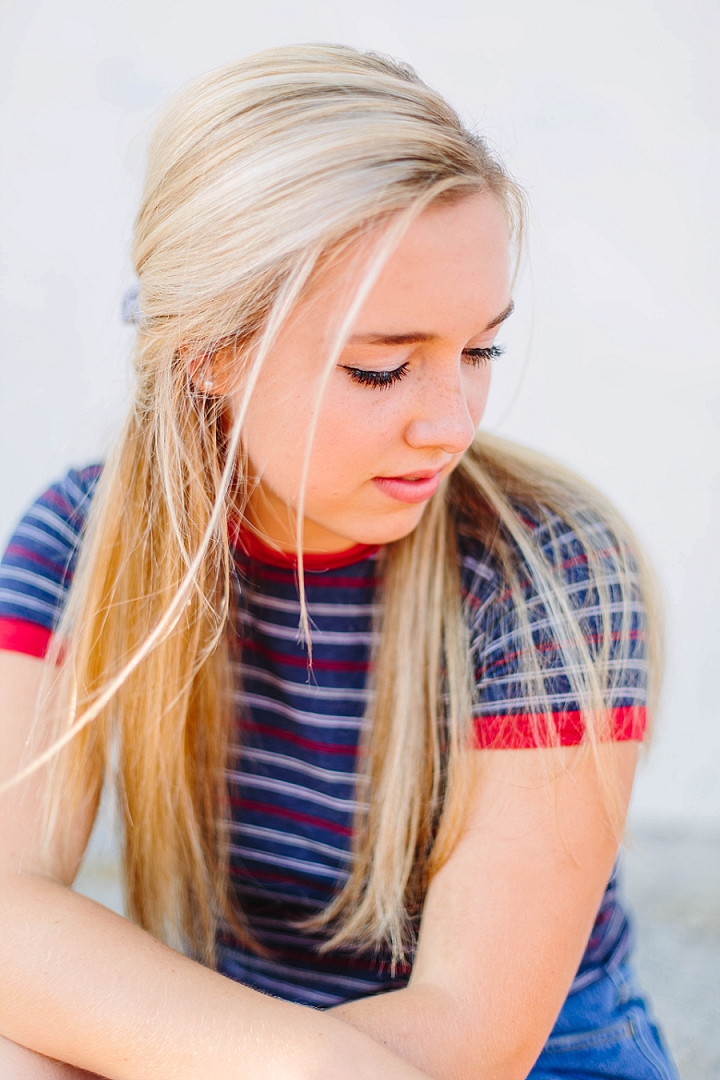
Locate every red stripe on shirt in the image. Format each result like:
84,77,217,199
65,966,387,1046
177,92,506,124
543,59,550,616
473,705,646,749
239,721,359,757
239,637,370,672
228,796,354,837
234,561,382,590
4,544,71,579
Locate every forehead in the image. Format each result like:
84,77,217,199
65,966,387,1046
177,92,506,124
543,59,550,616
304,193,511,341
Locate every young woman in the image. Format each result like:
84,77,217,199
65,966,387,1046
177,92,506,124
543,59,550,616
0,45,678,1080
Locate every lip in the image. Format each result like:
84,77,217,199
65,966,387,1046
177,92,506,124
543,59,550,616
372,469,444,505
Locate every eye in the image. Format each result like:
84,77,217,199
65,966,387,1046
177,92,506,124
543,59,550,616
341,362,410,389
462,344,505,367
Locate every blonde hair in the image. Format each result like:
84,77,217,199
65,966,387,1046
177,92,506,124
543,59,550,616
34,45,660,965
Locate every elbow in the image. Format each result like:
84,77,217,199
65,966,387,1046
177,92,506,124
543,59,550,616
411,984,546,1080
451,1034,540,1080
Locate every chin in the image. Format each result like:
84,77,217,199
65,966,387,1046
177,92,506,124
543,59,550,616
347,504,429,547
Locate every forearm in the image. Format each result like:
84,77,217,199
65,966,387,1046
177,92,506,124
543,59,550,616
0,874,429,1080
0,1034,100,1079
331,979,539,1080
332,986,468,1080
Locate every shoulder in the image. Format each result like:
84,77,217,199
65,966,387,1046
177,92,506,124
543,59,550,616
0,465,103,654
458,498,639,628
451,452,652,747
453,435,648,631
2,464,102,565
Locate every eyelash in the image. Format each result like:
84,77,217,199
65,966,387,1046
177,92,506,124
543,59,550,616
342,345,505,389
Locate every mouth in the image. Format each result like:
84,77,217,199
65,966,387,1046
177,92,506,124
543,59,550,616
371,468,445,505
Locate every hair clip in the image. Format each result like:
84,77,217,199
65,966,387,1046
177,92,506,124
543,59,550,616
121,285,142,325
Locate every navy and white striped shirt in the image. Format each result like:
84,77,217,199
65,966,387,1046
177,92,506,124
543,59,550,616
0,466,647,1005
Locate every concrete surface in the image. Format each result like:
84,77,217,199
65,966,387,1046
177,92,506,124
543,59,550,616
73,822,720,1078
620,824,720,1079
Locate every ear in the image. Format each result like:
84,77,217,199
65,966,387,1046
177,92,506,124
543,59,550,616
184,344,238,396
185,349,215,394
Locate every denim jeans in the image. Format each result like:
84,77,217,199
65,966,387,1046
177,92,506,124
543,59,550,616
529,963,679,1079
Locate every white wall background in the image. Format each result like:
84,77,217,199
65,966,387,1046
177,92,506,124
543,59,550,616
1,0,718,825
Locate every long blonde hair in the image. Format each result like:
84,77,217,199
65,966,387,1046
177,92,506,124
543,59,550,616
36,45,661,965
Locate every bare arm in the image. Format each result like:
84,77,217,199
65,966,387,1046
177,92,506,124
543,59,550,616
0,652,430,1080
332,740,638,1080
0,1034,100,1079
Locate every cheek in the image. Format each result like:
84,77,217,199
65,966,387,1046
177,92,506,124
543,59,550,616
240,373,384,502
305,388,387,489
238,376,312,490
467,366,493,426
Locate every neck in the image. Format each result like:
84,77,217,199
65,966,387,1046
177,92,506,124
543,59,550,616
244,487,358,555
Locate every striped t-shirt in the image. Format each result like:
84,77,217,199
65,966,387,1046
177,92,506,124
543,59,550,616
0,466,647,1006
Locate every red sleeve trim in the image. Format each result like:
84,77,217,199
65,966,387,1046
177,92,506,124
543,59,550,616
472,705,647,749
0,617,53,659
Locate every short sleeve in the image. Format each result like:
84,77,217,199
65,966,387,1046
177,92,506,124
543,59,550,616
0,465,101,658
461,508,648,749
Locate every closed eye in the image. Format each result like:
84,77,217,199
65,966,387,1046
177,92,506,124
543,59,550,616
341,344,505,389
462,344,505,366
341,362,410,389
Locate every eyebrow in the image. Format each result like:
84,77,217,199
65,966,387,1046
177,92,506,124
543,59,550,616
347,301,515,345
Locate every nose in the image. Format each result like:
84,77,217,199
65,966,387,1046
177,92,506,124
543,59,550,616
404,363,480,455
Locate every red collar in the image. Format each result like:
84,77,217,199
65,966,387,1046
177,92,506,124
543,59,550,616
230,522,380,571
